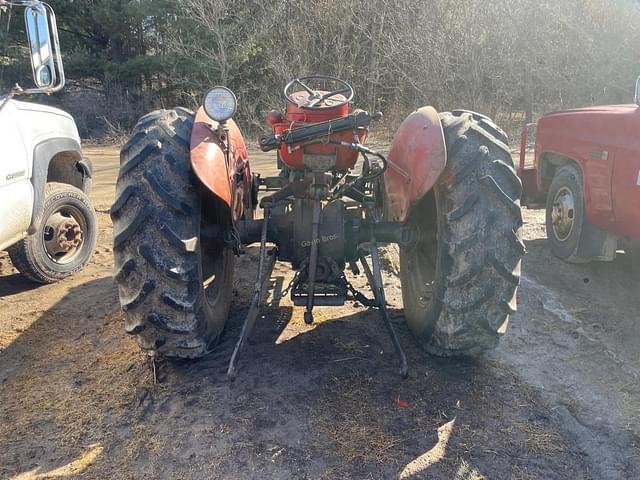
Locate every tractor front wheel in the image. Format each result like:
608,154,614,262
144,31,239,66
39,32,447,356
111,108,235,358
400,111,524,356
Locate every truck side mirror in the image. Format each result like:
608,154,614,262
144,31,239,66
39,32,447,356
24,3,64,92
635,76,640,106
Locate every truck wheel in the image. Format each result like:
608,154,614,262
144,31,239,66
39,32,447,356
111,108,235,358
545,165,588,262
400,111,524,356
8,182,97,283
630,243,640,277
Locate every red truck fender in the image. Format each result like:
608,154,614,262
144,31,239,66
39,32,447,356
384,106,447,223
190,107,251,220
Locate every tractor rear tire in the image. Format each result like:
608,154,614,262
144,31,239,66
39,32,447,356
111,108,235,358
400,111,524,357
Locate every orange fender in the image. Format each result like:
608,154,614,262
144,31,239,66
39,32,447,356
384,106,446,223
190,108,250,220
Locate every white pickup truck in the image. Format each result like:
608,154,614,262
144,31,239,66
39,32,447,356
0,1,96,283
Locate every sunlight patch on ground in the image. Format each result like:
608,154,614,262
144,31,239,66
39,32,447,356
12,444,103,479
273,308,319,344
399,418,455,479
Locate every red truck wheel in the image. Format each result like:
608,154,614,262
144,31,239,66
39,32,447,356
545,165,589,263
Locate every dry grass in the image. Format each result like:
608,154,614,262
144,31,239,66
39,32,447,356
454,459,486,480
312,374,401,465
510,465,532,480
378,244,401,276
0,312,146,475
515,421,566,455
331,339,370,354
568,306,588,318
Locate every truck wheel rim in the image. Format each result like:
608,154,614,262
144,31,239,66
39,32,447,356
551,186,575,242
42,206,86,265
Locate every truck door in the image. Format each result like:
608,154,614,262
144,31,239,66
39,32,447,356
0,101,33,251
611,107,640,239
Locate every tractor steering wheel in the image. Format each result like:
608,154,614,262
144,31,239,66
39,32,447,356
284,75,354,110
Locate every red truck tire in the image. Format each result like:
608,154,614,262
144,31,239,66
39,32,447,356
545,165,589,263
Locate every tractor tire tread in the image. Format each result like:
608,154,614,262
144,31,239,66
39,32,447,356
142,169,193,215
403,111,523,357
112,108,231,358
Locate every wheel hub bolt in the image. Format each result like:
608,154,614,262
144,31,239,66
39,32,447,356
57,220,82,251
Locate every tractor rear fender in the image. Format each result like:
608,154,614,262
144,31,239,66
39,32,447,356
190,107,251,220
384,106,447,223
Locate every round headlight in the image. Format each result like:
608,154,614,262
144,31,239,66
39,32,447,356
203,86,237,122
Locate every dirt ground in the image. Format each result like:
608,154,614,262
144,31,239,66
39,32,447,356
1,145,639,479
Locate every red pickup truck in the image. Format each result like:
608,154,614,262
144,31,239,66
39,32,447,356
519,77,640,270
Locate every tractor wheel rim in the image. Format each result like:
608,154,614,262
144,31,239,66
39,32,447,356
42,206,86,265
551,186,575,242
201,239,229,309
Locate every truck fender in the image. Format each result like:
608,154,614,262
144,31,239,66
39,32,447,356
546,161,617,262
383,106,447,222
29,137,90,233
190,108,250,220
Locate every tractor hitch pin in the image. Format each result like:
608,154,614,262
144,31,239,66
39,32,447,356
227,208,275,381
360,241,409,379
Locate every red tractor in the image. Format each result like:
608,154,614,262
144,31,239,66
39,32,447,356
112,76,523,378
519,77,640,270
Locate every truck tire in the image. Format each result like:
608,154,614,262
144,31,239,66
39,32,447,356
8,182,97,283
630,243,640,277
400,111,524,356
111,108,235,358
545,165,589,263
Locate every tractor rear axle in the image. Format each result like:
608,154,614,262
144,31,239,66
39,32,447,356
202,217,417,255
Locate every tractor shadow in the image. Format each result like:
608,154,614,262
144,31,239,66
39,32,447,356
0,258,589,479
158,295,586,478
155,248,588,478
